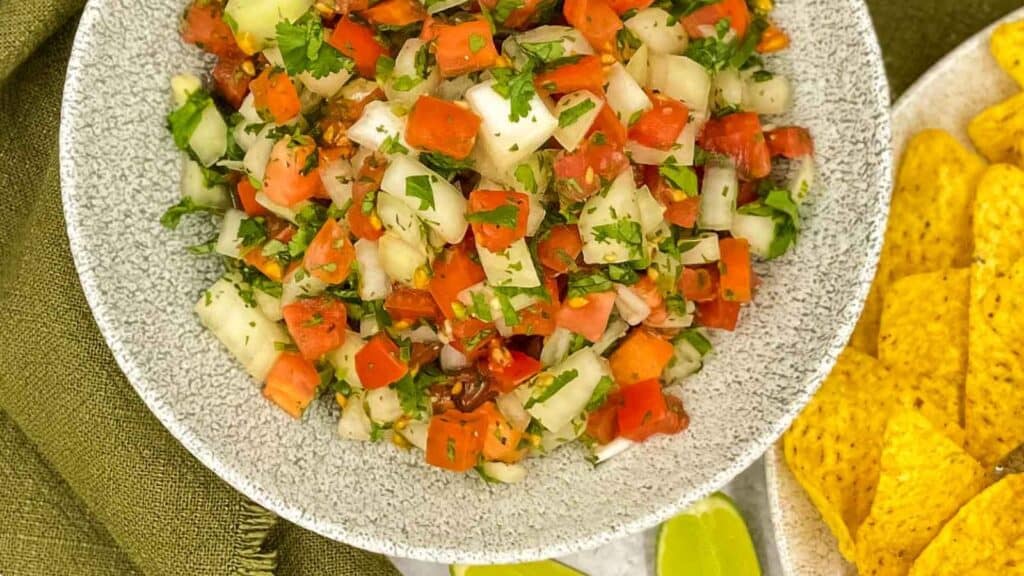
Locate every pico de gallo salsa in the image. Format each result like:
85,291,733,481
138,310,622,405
165,0,814,481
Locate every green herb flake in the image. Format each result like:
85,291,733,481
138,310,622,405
167,89,212,152
558,98,597,128
467,204,520,228
585,375,615,411
659,165,699,197
468,33,487,54
405,174,436,211
276,13,354,79
159,197,220,230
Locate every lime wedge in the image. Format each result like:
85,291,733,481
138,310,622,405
657,492,761,576
450,561,584,576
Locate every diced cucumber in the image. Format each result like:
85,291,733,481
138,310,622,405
579,170,642,265
384,38,440,108
194,277,288,381
605,62,651,125
347,100,414,156
465,80,558,169
480,462,528,483
648,54,711,113
216,209,246,258
366,387,403,424
476,239,540,288
377,191,427,248
731,212,777,258
697,159,738,231
224,0,314,52
326,330,365,388
189,104,228,167
625,8,688,55
171,73,202,107
526,348,610,432
378,231,429,286
679,232,721,265
354,239,391,301
553,90,603,152
380,155,468,244
180,156,230,209
338,390,372,441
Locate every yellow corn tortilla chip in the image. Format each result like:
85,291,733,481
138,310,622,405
854,410,987,576
783,348,963,561
966,164,1024,467
878,268,969,382
910,474,1024,576
969,92,1024,163
962,538,1024,576
991,21,1024,88
851,130,985,354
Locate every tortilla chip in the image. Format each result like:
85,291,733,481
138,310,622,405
783,348,963,561
992,21,1024,89
878,269,970,381
910,474,1024,576
851,130,985,354
854,410,987,576
966,164,1024,467
969,93,1024,163
962,538,1024,576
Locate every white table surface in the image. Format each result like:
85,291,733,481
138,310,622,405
391,457,782,576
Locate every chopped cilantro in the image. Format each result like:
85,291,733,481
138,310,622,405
558,98,597,128
391,75,421,92
566,270,613,299
420,151,475,180
468,33,487,54
513,164,537,194
491,62,536,122
276,12,354,79
380,134,409,155
525,369,579,408
585,375,615,411
495,290,520,326
159,197,220,230
405,175,436,210
679,328,712,356
167,88,212,152
467,204,520,228
493,0,525,22
592,220,643,250
376,56,396,80
519,40,565,63
659,165,699,197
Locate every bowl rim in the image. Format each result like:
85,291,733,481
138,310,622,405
59,0,893,563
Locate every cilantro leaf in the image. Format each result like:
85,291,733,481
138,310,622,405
566,270,613,299
519,40,565,63
167,89,212,151
394,367,443,418
468,33,487,54
585,376,615,411
467,204,520,228
514,164,537,194
420,151,475,180
679,328,712,356
558,98,597,128
276,12,354,79
525,369,579,408
160,197,219,230
737,187,800,259
493,0,525,22
491,62,536,122
236,216,268,248
405,175,436,211
592,219,643,248
495,290,520,327
659,165,699,197
380,134,409,155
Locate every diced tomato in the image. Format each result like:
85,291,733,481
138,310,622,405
329,17,388,78
586,393,622,444
718,237,752,303
450,317,496,360
384,287,440,323
212,57,251,109
479,0,542,28
179,0,243,58
410,341,442,369
695,296,742,331
534,56,605,95
679,266,718,302
556,291,617,342
737,180,760,207
360,0,426,26
757,24,790,54
681,0,750,39
553,135,630,201
699,112,772,179
467,190,530,252
643,164,676,205
303,219,355,284
607,0,653,15
563,0,623,53
262,138,322,206
347,155,387,240
250,68,301,124
282,296,348,361
664,197,701,228
628,94,688,150
267,216,297,243
262,353,320,418
477,402,526,463
588,103,628,148
405,95,481,159
243,246,285,282
434,20,499,77
538,224,583,273
766,126,815,158
426,410,488,471
236,179,268,216
609,329,675,385
355,332,409,389
510,273,560,337
616,380,667,441
630,275,664,315
430,243,486,318
483,350,542,393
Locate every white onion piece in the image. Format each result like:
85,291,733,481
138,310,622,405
243,125,275,182
380,155,468,244
664,337,706,384
254,289,283,322
553,90,603,152
347,101,414,156
440,344,469,372
255,192,309,225
215,209,246,258
592,437,635,464
338,391,372,441
604,62,652,124
540,327,574,367
679,232,721,265
614,284,652,326
625,43,650,86
731,213,776,259
742,71,793,115
624,8,687,54
480,462,527,484
319,156,354,207
476,239,541,288
626,120,697,166
646,300,695,329
466,80,558,169
402,325,439,343
232,94,262,151
377,191,425,247
281,267,328,305
326,330,365,388
354,239,391,301
648,53,711,113
180,157,230,209
170,73,201,106
340,78,379,102
384,38,440,108
504,26,594,68
496,392,532,431
189,104,228,167
377,231,428,286
366,387,403,423
360,314,380,339
713,69,745,112
398,419,429,451
435,75,476,100
635,184,665,236
592,318,629,356
579,170,641,264
697,159,739,231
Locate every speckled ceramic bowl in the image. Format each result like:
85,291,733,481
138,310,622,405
766,9,1024,574
60,0,890,564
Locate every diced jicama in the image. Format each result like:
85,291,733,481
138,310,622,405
503,26,594,68
626,120,697,166
476,239,540,288
180,156,230,208
354,239,391,300
480,461,527,483
614,284,652,325
215,209,246,258
465,80,558,169
379,155,468,244
697,159,738,231
624,9,687,55
625,43,649,86
377,230,429,285
377,191,426,248
678,232,721,265
347,100,414,156
384,38,440,108
171,73,202,106
195,277,288,381
553,90,603,152
713,68,744,112
526,348,610,432
224,0,314,51
254,192,309,224
189,103,228,167
243,125,275,182
366,387,403,423
742,70,792,115
579,170,642,264
319,155,354,207
232,94,263,151
604,63,651,124
397,419,429,451
326,330,365,388
731,212,777,258
648,53,710,113
281,267,328,305
635,184,665,236
254,288,283,322
338,390,372,441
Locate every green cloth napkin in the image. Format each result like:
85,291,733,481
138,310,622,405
0,1,1021,575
